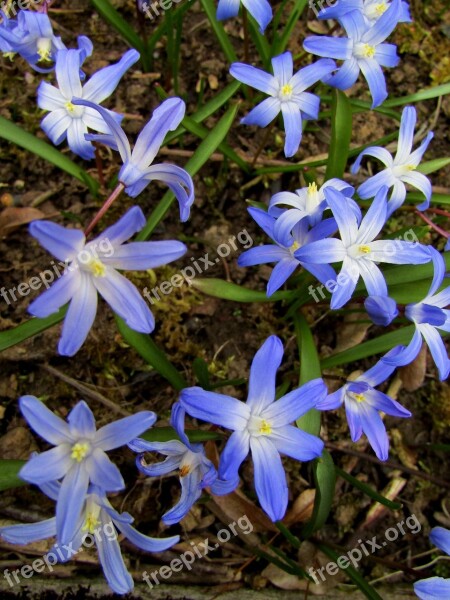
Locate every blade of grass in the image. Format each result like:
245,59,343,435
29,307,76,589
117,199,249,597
0,308,66,353
0,460,27,492
271,0,309,56
198,0,237,63
325,89,352,180
191,278,294,302
335,466,402,510
302,450,336,538
0,117,99,195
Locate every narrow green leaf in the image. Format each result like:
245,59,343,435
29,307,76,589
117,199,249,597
0,309,66,353
193,357,211,389
294,312,321,437
320,326,416,369
416,157,450,175
335,466,402,510
115,316,187,391
383,82,450,107
302,450,336,538
137,103,241,239
198,0,237,63
317,543,384,600
325,89,352,180
247,12,271,69
409,192,450,205
0,460,27,492
0,117,99,195
140,426,222,443
90,0,150,70
191,278,294,302
271,0,308,55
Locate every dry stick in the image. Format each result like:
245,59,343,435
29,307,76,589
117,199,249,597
94,143,106,190
251,120,276,167
326,441,450,489
84,182,125,237
41,364,131,416
415,209,450,240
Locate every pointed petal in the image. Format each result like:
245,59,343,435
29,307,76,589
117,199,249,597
29,220,85,262
414,577,450,600
67,118,93,160
246,336,283,412
55,49,82,100
141,163,194,222
103,240,186,271
93,268,154,333
95,411,157,451
359,59,387,109
419,324,450,381
357,186,388,243
217,0,240,19
85,447,124,491
294,238,347,264
230,63,278,95
269,425,324,461
56,463,90,545
316,388,345,410
358,260,388,297
358,403,390,461
133,98,185,168
408,131,434,166
238,245,288,267
19,446,72,484
117,520,180,552
330,256,360,309
67,400,96,438
359,354,396,387
136,454,182,477
382,329,423,367
323,187,359,245
401,171,432,210
179,387,251,431
375,43,399,68
267,257,298,296
395,105,416,163
281,101,302,157
324,57,360,91
295,91,320,120
40,110,71,145
242,0,272,32
351,146,393,174
303,36,352,60
364,388,411,417
58,275,98,356
241,96,281,127
37,81,65,111
250,436,287,521
96,523,134,594
218,430,250,480
82,106,123,134
82,49,139,102
366,240,431,264
162,468,203,525
430,527,450,555
290,58,336,93
357,170,395,199
98,205,146,246
0,518,56,545
345,400,363,441
261,379,327,425
271,52,293,85
19,395,72,444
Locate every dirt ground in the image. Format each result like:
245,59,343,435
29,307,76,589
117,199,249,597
0,0,449,598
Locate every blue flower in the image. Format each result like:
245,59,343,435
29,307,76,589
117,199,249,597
0,10,68,72
316,353,411,460
318,0,411,26
180,336,326,522
72,97,195,221
383,247,450,380
364,294,399,326
268,179,356,244
294,186,431,309
304,0,402,107
0,481,179,595
28,206,187,356
352,106,433,216
17,395,157,546
38,47,139,160
414,527,450,599
129,403,227,525
217,0,272,33
238,206,338,296
230,52,336,157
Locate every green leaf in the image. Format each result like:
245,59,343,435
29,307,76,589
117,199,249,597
115,316,187,391
137,102,242,239
0,117,99,195
320,326,416,369
317,543,384,600
302,450,336,538
271,0,309,56
0,460,27,492
416,157,450,175
409,192,450,205
193,357,211,389
198,0,237,63
190,278,294,302
325,89,352,180
335,466,402,510
294,312,321,437
90,0,150,70
247,12,271,69
140,426,222,443
0,308,66,353
383,82,450,107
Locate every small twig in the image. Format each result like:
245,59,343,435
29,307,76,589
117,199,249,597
84,183,125,237
415,209,450,240
251,120,276,167
40,364,131,416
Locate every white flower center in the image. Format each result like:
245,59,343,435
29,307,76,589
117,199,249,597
348,244,372,258
65,101,84,118
364,1,389,20
248,415,272,437
353,42,377,59
37,37,52,61
279,83,294,101
71,441,91,462
391,164,415,178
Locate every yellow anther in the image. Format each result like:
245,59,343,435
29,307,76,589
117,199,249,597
259,420,272,435
353,393,365,403
359,245,371,254
37,37,52,61
375,2,388,15
308,182,318,195
362,44,376,58
3,51,16,61
179,465,191,477
280,84,293,98
290,241,300,252
86,258,106,277
71,442,90,462
82,513,101,533
65,101,76,113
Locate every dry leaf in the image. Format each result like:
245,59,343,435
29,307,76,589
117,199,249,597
0,206,45,237
334,307,371,353
399,344,427,391
284,489,316,526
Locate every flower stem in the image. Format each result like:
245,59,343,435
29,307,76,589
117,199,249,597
84,183,125,237
415,209,449,240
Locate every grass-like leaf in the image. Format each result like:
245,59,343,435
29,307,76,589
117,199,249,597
325,89,352,180
0,460,27,492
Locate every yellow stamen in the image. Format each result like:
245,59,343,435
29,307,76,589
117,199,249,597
290,241,300,252
82,513,101,533
86,258,106,277
280,84,293,98
362,44,376,58
65,101,76,113
259,420,272,435
179,465,190,477
3,51,16,61
71,442,90,462
359,245,371,254
308,182,318,196
37,37,52,61
375,2,388,15
353,393,365,403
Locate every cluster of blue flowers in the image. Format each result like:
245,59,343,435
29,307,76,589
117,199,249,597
0,1,448,596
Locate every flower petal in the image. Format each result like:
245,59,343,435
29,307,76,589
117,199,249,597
58,275,98,356
96,520,134,594
271,52,293,85
56,463,90,545
419,323,450,381
267,257,298,296
250,436,287,521
19,445,72,485
358,58,387,109
102,240,186,271
351,146,393,174
29,220,85,262
303,36,352,60
218,430,250,480
55,49,82,100
19,395,72,445
270,425,324,461
40,109,71,145
414,577,450,600
85,447,125,491
180,387,251,431
67,118,93,160
241,96,281,127
281,101,302,157
247,335,284,413
290,58,336,93
95,411,157,451
67,400,96,438
242,0,272,32
141,163,195,222
261,378,327,425
430,527,450,555
230,63,278,95
82,49,140,103
0,518,56,545
116,520,180,552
